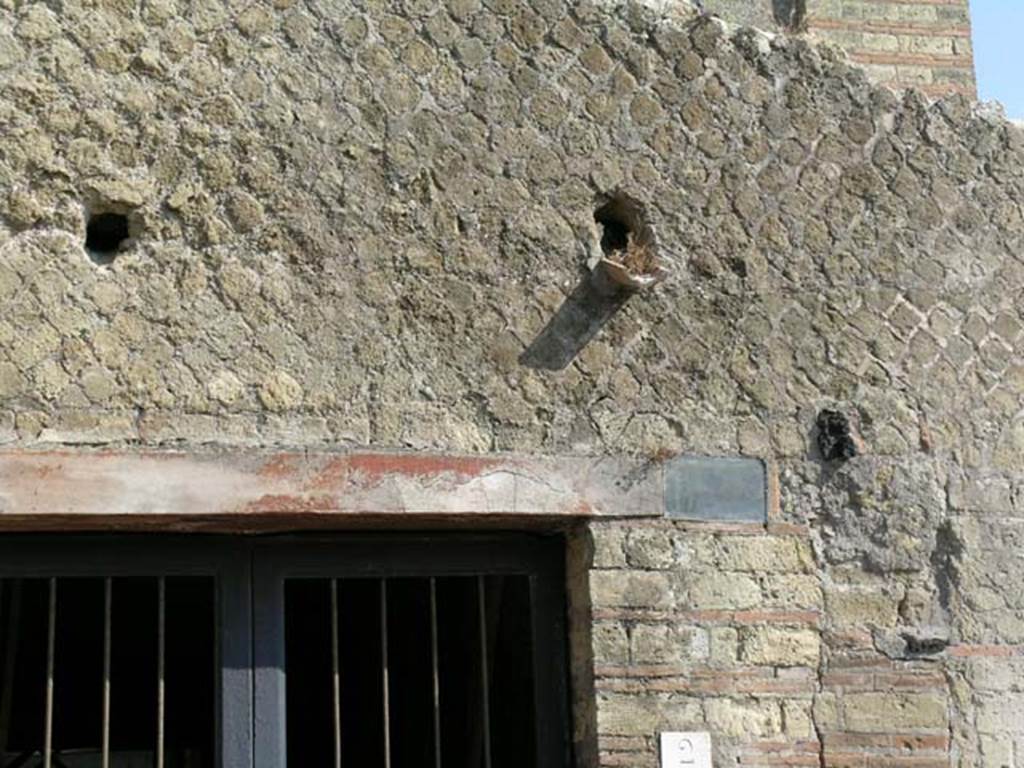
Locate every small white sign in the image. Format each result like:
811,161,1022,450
660,731,713,768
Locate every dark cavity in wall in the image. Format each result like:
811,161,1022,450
594,201,632,255
815,409,858,462
773,0,806,30
930,519,963,613
85,212,130,265
592,194,665,291
900,633,949,656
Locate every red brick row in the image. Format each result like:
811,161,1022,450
596,677,815,695
591,607,822,625
823,732,949,751
808,18,971,37
849,50,973,67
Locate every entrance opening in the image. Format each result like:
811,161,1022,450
0,535,571,768
284,575,537,767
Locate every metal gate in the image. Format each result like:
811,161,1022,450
0,535,571,768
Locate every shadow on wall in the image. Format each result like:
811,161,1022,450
519,269,632,371
521,193,664,371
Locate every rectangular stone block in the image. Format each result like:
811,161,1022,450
592,620,630,665
703,698,783,738
760,574,823,610
709,536,815,573
597,693,703,736
0,411,14,444
686,572,762,610
665,457,766,523
976,694,1024,735
591,570,674,609
739,626,821,667
592,524,628,568
826,588,900,627
624,527,676,570
842,693,948,732
631,623,689,665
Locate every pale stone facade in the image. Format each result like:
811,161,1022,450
1,0,1022,766
706,0,976,97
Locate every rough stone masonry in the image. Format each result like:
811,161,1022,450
1,0,1023,766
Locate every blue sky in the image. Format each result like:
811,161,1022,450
971,0,1024,119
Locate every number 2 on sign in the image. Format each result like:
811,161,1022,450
676,737,695,764
660,732,712,768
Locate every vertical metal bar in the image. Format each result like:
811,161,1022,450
430,578,441,768
477,576,492,768
102,578,112,768
331,579,341,768
44,578,56,768
380,580,391,768
157,577,166,768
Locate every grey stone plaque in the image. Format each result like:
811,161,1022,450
664,457,766,522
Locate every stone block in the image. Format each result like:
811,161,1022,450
36,410,137,444
597,694,703,736
783,700,815,739
592,620,630,665
710,626,739,665
590,570,674,609
704,698,783,738
687,572,761,610
976,694,1024,735
842,693,948,732
948,472,1013,513
739,626,821,667
826,588,900,627
630,623,690,664
761,574,823,610
0,410,14,444
591,525,628,569
979,734,1014,768
598,695,661,736
813,692,842,732
624,527,676,570
967,659,1024,692
711,536,815,573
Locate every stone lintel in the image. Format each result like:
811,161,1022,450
0,450,665,526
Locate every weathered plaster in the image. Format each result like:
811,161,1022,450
0,449,663,520
1,0,1022,765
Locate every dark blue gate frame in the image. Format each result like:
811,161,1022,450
252,533,572,768
0,533,572,768
0,536,254,768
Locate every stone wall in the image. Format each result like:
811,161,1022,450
806,0,975,98
1,0,1022,766
694,0,976,96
